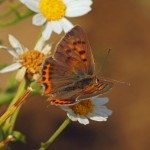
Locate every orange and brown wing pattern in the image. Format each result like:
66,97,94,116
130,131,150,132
40,57,75,95
40,26,111,105
47,98,77,105
40,26,96,95
77,79,113,100
54,25,95,76
40,60,52,95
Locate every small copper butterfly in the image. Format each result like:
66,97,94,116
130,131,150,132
40,25,113,105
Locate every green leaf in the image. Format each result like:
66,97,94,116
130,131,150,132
0,64,7,69
0,92,15,105
30,81,43,95
0,3,35,27
12,131,26,143
6,74,18,92
0,74,18,105
0,125,5,140
2,122,11,136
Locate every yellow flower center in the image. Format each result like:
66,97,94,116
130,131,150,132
70,100,94,116
20,50,44,74
39,0,66,21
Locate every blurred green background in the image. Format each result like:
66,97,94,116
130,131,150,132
0,0,150,150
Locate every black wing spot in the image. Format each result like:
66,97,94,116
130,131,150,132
82,58,87,62
67,56,72,61
82,41,86,44
79,50,86,55
77,40,81,44
42,71,46,75
73,41,77,45
42,77,46,81
66,49,72,53
43,66,47,70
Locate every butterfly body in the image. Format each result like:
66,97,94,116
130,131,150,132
40,25,113,105
48,75,95,99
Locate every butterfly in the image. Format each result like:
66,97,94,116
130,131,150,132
40,25,113,105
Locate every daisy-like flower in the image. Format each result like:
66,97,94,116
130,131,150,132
20,0,93,40
0,35,51,81
61,97,112,125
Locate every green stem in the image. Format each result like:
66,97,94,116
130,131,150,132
6,79,26,133
0,79,27,149
39,118,71,150
0,3,22,19
0,79,26,127
0,9,34,27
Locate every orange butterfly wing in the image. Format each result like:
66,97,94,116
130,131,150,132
41,25,95,95
40,26,113,105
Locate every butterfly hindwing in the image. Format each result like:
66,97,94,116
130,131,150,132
41,56,75,95
77,79,113,100
47,97,78,105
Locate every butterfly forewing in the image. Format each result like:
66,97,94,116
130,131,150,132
54,25,95,76
41,26,95,94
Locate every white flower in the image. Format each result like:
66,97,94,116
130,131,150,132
0,35,51,81
20,0,93,40
61,97,112,125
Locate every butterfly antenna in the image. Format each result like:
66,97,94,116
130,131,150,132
112,79,130,86
102,77,130,86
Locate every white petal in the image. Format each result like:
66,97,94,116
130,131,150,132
67,112,78,121
8,35,25,55
65,0,92,7
62,0,71,6
60,18,73,32
16,66,26,82
0,63,22,73
61,106,71,111
66,6,91,17
34,36,45,51
33,13,46,26
51,21,63,34
41,44,52,55
42,22,53,40
88,113,107,121
77,115,89,125
20,0,40,13
93,97,109,106
94,106,112,116
91,108,109,117
0,46,18,59
98,108,112,116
